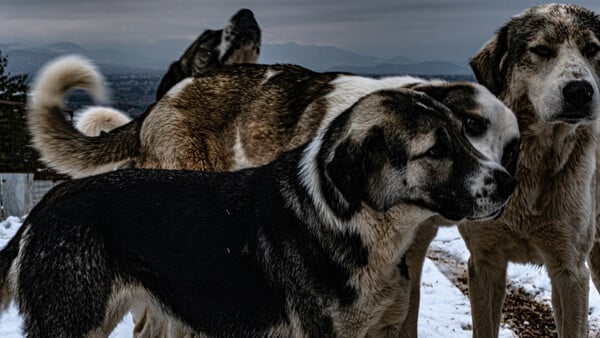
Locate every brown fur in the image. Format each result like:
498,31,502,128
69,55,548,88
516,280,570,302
454,4,600,337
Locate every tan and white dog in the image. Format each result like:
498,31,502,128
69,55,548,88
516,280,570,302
453,4,600,337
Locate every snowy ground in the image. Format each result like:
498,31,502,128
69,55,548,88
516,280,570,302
0,216,599,337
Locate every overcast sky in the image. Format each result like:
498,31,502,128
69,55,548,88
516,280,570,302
2,0,600,63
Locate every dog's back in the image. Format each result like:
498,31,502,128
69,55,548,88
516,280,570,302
140,64,340,170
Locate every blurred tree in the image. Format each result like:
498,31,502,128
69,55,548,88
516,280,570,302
0,51,32,172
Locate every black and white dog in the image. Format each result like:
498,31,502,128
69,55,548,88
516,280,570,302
1,89,516,337
156,8,261,100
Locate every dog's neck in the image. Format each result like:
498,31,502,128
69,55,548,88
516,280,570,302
519,115,598,174
505,103,599,216
296,133,433,271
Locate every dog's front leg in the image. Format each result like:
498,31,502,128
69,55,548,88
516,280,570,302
543,250,590,337
465,253,508,338
459,223,509,338
399,222,439,338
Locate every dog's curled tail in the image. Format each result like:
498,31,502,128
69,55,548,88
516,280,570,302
28,55,140,178
75,106,132,137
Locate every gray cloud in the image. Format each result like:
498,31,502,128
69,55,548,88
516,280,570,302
1,0,600,63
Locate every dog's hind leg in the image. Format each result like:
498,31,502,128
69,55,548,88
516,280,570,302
17,229,120,337
399,222,438,338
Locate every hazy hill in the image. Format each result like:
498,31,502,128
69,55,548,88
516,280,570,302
335,61,471,76
260,42,382,70
1,41,471,77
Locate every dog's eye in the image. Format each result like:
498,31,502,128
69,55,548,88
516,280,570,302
583,43,600,58
463,116,487,137
425,144,446,159
530,45,555,59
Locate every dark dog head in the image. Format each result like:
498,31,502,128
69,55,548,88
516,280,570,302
180,8,261,76
302,89,517,223
470,4,600,126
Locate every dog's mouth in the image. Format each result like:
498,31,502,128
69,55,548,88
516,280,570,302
466,207,503,221
553,110,598,125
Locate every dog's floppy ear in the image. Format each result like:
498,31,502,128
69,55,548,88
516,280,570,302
410,85,452,103
470,25,509,95
326,127,388,214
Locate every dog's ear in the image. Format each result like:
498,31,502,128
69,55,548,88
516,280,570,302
470,25,509,95
326,127,387,212
410,85,452,103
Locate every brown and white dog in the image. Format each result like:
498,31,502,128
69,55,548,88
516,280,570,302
452,4,600,337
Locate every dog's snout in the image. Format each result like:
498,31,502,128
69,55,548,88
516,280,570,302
232,9,257,23
563,80,594,109
493,169,517,200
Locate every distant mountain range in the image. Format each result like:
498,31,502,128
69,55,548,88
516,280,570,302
0,41,471,78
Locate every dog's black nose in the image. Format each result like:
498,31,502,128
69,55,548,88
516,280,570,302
232,9,256,22
563,80,594,110
493,169,517,200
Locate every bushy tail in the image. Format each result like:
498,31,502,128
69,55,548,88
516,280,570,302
75,106,132,137
28,55,140,178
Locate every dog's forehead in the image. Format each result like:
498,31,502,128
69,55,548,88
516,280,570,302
511,4,599,44
375,89,459,131
345,90,459,147
432,83,508,125
436,83,479,112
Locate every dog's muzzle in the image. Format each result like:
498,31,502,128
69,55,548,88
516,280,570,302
557,80,597,123
231,9,259,30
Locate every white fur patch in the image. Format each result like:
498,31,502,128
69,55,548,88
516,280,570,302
298,132,345,231
217,25,233,61
231,129,253,170
165,78,193,98
472,85,519,163
75,106,131,137
320,75,429,132
261,69,281,85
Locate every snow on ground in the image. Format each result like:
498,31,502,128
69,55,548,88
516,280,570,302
418,257,516,337
433,226,600,335
0,216,598,337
